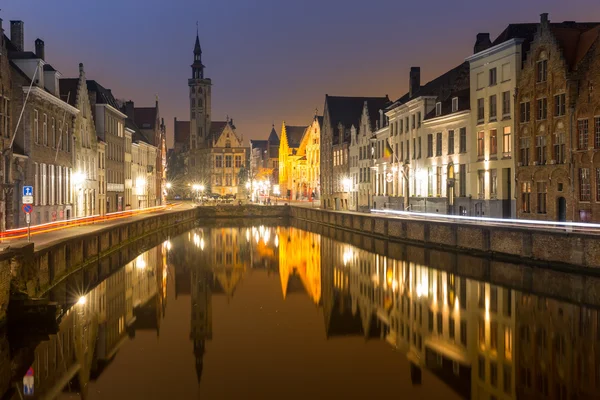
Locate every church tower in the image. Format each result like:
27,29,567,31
189,28,212,150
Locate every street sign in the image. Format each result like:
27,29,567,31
22,204,33,214
23,186,33,197
22,195,33,204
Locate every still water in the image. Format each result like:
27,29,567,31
3,224,599,399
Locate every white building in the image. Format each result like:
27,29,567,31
124,127,133,209
465,32,523,218
130,128,158,209
421,89,472,215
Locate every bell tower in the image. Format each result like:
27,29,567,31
189,24,212,150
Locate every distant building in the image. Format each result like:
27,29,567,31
173,117,190,154
278,122,307,199
249,125,280,186
321,95,389,210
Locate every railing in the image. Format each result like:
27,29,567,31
0,204,177,241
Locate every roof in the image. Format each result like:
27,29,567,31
86,80,120,109
316,116,324,129
388,63,470,111
491,23,539,62
59,78,79,106
424,87,470,121
267,126,279,144
284,124,307,148
250,140,268,151
7,50,37,60
134,107,157,130
43,64,56,72
210,121,228,140
126,118,151,144
325,96,390,133
549,23,600,70
174,120,190,145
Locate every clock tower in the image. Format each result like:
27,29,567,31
189,29,212,150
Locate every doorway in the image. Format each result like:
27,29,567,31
557,197,566,222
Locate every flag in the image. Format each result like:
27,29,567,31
383,139,394,162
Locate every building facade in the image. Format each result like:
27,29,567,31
9,28,77,227
0,18,13,232
304,115,322,199
88,81,126,213
60,63,99,218
278,122,307,199
515,15,600,222
97,140,106,215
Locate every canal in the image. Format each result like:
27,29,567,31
1,221,598,399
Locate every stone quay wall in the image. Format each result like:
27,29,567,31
290,207,600,270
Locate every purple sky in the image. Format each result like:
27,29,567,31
3,0,600,147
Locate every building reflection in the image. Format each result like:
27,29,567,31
3,225,600,399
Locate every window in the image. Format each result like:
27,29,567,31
504,327,513,360
555,93,566,116
452,97,458,112
504,365,512,393
427,134,433,157
435,102,441,116
554,132,565,164
537,181,547,213
418,137,421,158
436,167,442,196
51,118,56,148
477,72,485,89
412,114,415,129
406,140,410,160
579,119,589,149
225,140,231,148
479,356,485,381
478,170,485,198
477,131,485,158
225,174,232,186
536,135,547,164
580,168,591,201
537,59,548,82
491,169,497,198
502,127,512,157
428,167,433,197
405,117,409,131
399,119,403,134
448,130,454,155
34,110,39,143
488,67,497,86
43,114,48,146
428,310,434,332
460,320,467,346
477,98,484,123
391,123,395,135
490,362,498,387
449,318,456,340
459,128,466,153
417,112,421,127
537,98,547,120
597,168,600,202
520,137,530,166
436,132,442,156
215,155,223,168
522,181,531,213
459,165,466,197
520,102,530,123
225,155,232,168
502,91,511,117
490,129,497,156
489,95,497,121
595,117,600,149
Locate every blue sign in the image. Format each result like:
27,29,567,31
23,186,33,197
23,204,33,214
23,367,34,396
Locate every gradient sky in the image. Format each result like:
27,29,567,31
3,0,600,147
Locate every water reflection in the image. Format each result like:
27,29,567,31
2,225,600,399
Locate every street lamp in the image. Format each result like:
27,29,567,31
72,171,86,217
166,182,172,190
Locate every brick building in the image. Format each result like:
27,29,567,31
515,14,600,222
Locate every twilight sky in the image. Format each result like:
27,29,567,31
3,0,600,147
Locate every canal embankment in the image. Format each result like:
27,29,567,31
290,207,600,270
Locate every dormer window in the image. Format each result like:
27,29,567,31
435,102,442,117
452,97,459,112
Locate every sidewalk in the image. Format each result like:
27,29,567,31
0,203,192,251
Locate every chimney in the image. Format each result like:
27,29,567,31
10,20,24,52
124,101,135,120
34,38,45,60
409,67,420,98
379,109,384,128
79,62,84,75
474,33,492,54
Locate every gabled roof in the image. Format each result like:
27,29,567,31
267,126,279,144
283,124,307,149
316,116,324,129
125,118,151,145
388,63,470,111
174,120,190,146
210,121,228,139
491,23,539,62
424,87,470,121
59,78,79,107
325,95,390,132
250,140,268,151
86,80,120,109
134,107,157,130
549,23,600,70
